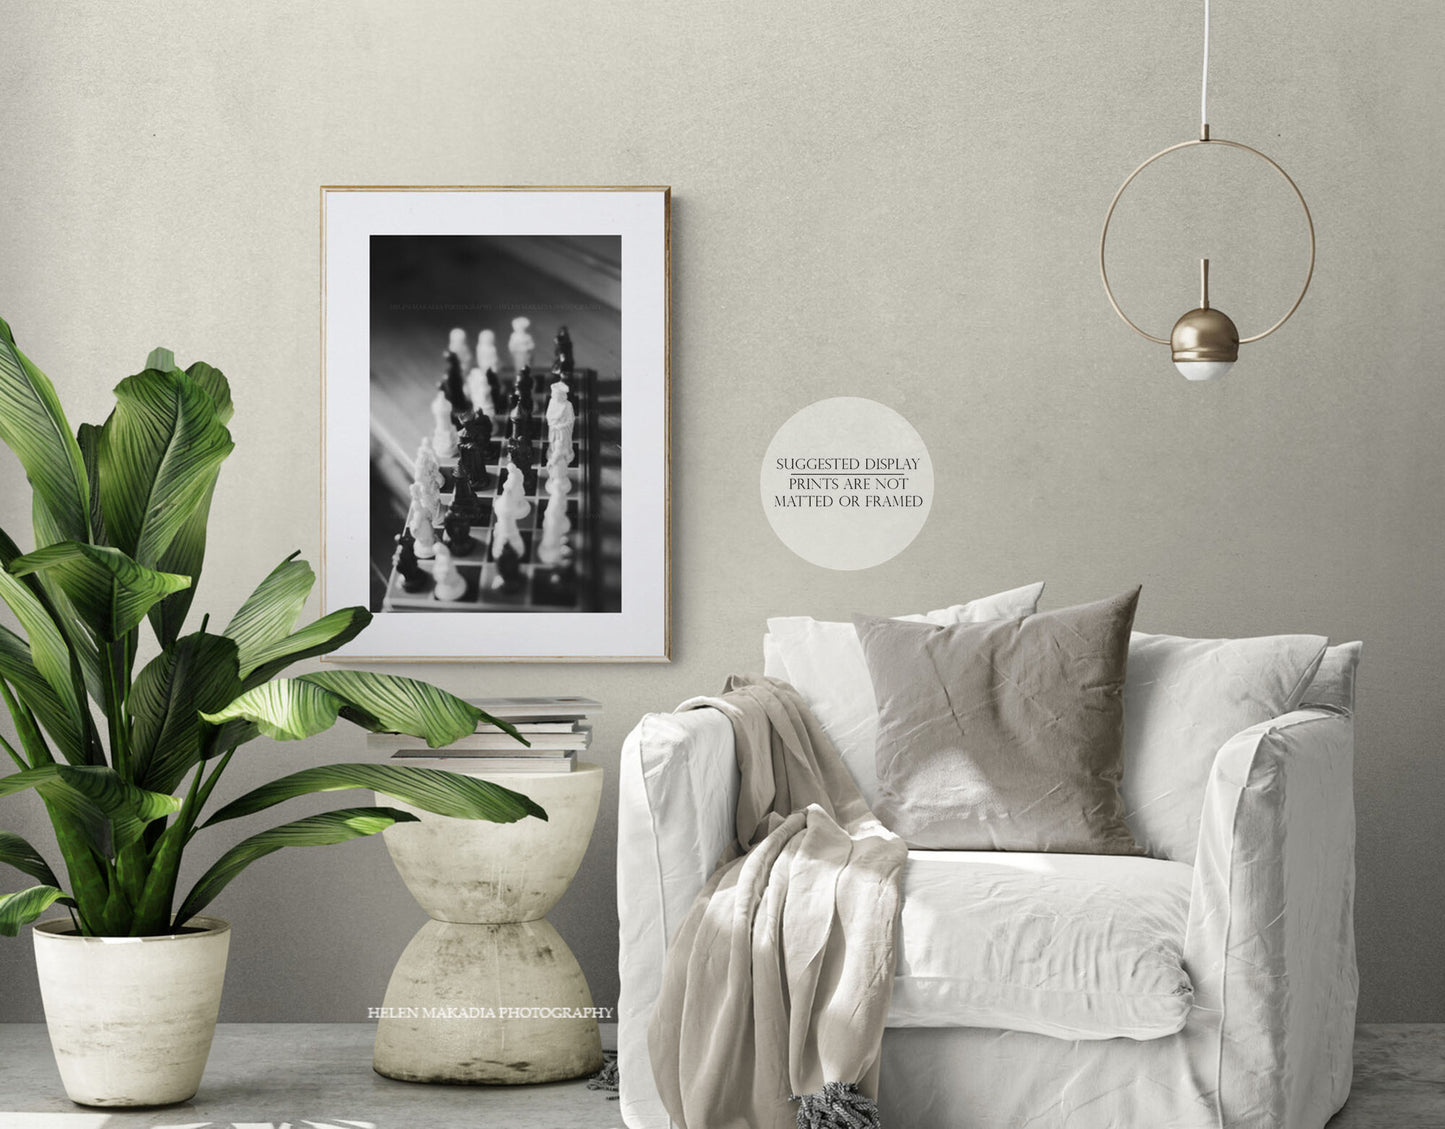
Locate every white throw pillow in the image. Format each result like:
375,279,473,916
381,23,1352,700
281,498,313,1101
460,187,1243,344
1121,631,1329,862
764,582,1045,806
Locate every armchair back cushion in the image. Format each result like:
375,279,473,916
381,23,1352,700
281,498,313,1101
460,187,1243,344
1121,632,1328,861
763,582,1044,805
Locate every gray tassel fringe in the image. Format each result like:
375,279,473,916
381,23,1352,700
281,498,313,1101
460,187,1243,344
588,1051,620,1100
794,1081,882,1129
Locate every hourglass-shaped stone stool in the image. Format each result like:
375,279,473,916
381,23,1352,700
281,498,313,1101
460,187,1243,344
373,762,604,1084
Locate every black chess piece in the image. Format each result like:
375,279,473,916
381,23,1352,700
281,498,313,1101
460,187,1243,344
507,390,531,441
517,364,535,405
458,414,492,489
494,541,525,594
507,433,536,494
551,326,574,378
485,368,504,417
393,532,427,593
440,350,468,415
443,511,476,557
451,463,483,521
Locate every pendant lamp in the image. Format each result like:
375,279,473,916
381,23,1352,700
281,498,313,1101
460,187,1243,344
1099,0,1315,380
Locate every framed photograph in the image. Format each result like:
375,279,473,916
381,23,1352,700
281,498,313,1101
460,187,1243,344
320,186,670,661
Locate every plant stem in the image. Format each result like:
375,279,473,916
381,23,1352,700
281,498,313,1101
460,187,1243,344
188,749,235,839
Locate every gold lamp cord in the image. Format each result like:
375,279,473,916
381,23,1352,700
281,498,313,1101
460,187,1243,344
1098,0,1316,347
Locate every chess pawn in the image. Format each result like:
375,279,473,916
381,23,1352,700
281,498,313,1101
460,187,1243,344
415,437,444,492
492,540,525,594
536,491,572,567
431,542,466,602
545,445,573,496
448,328,473,374
431,392,458,458
508,316,535,371
393,532,428,593
440,351,469,415
476,328,499,372
465,366,491,417
407,501,437,559
545,381,576,465
551,325,574,377
506,390,531,443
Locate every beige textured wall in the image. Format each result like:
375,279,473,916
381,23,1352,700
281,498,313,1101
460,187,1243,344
1,0,1442,1024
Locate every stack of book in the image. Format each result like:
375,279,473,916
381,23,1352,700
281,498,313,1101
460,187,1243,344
369,696,601,774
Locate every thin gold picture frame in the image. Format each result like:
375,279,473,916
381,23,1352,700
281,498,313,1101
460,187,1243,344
318,185,671,663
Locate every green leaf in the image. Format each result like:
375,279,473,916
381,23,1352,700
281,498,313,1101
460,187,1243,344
97,367,234,568
203,762,546,827
185,361,234,425
148,473,217,648
0,566,85,727
0,627,85,764
0,318,90,546
200,678,361,742
146,363,233,647
223,554,315,674
3,523,105,713
240,606,371,687
129,632,242,794
9,541,190,642
0,885,69,936
299,670,484,748
175,806,418,926
0,830,64,887
0,765,182,851
145,347,176,373
75,423,107,545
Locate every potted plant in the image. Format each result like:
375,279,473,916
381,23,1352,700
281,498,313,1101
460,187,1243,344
0,319,545,1107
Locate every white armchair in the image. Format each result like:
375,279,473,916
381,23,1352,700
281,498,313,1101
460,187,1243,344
617,696,1357,1128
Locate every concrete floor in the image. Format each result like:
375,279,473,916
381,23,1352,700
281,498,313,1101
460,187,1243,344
0,1023,1439,1128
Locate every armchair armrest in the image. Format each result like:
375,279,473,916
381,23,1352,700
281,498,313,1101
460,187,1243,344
617,708,739,1129
1184,708,1357,1129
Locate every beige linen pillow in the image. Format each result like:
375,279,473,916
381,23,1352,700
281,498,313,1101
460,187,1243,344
763,582,1045,806
855,588,1143,853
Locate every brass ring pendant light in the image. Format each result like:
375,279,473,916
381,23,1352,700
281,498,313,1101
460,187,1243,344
1099,0,1315,380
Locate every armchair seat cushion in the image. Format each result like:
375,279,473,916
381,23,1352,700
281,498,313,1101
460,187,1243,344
890,851,1194,1040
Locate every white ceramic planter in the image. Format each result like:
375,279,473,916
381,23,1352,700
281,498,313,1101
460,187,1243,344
32,916,230,1107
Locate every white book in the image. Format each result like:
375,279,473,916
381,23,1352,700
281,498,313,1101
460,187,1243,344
369,729,590,753
467,696,603,720
391,752,577,774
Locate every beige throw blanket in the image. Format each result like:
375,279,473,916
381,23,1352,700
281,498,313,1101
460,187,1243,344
648,675,908,1129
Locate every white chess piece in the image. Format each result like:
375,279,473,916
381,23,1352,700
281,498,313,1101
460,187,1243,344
508,317,535,371
431,391,458,458
489,461,530,561
544,444,573,496
545,381,576,466
414,437,444,492
536,480,573,567
430,542,466,601
476,328,499,372
447,327,473,373
464,367,491,417
407,502,437,559
409,480,442,528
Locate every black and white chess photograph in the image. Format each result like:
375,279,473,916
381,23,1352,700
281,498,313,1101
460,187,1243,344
322,186,668,661
367,234,623,618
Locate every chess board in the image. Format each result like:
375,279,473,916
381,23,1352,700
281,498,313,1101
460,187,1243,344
381,368,600,613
